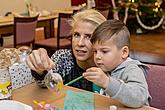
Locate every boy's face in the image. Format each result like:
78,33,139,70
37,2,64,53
93,38,128,72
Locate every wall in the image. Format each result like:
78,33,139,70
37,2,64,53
31,0,71,11
0,0,71,16
0,0,26,16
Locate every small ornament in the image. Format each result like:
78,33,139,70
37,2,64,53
33,100,59,110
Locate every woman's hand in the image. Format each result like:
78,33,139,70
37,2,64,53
83,67,109,89
26,48,55,74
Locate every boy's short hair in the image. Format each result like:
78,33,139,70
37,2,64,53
90,19,130,49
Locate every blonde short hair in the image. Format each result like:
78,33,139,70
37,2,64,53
71,9,106,30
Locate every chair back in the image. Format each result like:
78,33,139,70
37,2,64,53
130,50,165,109
147,64,165,109
14,15,38,48
98,9,110,19
57,13,72,49
95,0,113,19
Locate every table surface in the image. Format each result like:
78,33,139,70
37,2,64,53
0,9,74,24
13,83,157,110
0,15,58,25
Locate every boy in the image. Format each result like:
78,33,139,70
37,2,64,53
83,19,151,108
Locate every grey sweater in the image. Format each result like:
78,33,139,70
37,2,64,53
104,57,151,108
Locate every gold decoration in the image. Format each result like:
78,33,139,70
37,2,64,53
0,48,21,69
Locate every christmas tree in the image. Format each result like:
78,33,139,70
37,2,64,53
113,0,165,33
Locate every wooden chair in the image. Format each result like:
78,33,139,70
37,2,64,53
95,0,113,19
3,15,38,49
14,15,38,48
130,50,165,109
0,12,14,47
95,8,111,19
35,13,72,55
0,37,3,46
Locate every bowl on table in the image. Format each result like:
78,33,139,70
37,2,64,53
0,100,32,110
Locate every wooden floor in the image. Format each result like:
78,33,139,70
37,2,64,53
130,31,165,56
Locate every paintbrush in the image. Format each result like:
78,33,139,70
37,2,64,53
65,75,83,86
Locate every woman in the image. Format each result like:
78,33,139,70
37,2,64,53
26,9,106,91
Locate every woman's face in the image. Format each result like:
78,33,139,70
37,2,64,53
72,21,96,62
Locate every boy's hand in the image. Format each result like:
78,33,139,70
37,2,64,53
83,67,109,89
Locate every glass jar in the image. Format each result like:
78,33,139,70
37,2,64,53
0,68,12,100
44,70,63,92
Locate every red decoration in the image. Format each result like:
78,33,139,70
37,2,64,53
71,0,87,6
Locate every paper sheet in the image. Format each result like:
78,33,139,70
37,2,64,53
63,90,94,110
